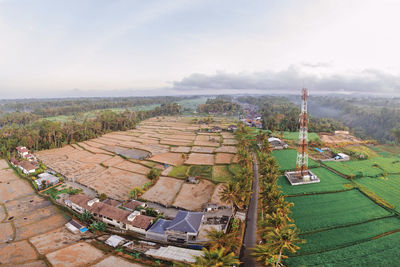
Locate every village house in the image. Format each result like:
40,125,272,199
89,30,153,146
268,137,288,150
18,161,37,175
146,211,204,243
103,199,122,208
16,146,29,157
10,157,19,167
35,172,59,190
65,195,154,234
121,200,147,212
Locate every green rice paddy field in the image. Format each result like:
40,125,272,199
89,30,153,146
323,156,400,178
356,175,400,212
278,167,349,195
272,149,319,171
288,190,391,233
286,231,400,267
283,131,320,142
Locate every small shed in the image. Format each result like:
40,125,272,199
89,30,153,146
337,153,350,161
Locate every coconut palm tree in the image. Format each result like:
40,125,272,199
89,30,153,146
190,247,240,267
205,229,240,252
265,225,305,267
251,244,279,266
220,182,240,209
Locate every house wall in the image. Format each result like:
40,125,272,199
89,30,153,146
101,217,124,229
146,232,167,242
126,224,146,234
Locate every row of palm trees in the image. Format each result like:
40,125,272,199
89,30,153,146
252,132,305,266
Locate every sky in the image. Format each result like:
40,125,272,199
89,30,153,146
1,0,400,98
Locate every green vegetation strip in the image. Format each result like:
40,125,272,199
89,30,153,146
278,167,349,196
323,156,400,178
272,149,319,171
288,189,391,233
168,166,189,179
296,216,400,255
282,131,320,142
285,231,400,266
188,165,212,179
356,175,400,212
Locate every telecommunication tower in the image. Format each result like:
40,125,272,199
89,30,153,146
296,88,309,178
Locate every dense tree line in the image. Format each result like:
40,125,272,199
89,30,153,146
237,96,347,133
307,96,400,143
0,96,193,117
0,103,181,155
197,98,240,115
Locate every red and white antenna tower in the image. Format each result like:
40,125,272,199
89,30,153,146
296,88,309,177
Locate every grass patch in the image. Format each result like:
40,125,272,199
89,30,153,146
278,167,348,196
272,149,319,171
42,185,82,200
282,131,320,142
212,165,233,183
188,165,212,179
228,164,241,176
289,190,391,233
169,165,189,179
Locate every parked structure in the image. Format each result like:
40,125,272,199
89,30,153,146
35,172,59,190
268,137,288,150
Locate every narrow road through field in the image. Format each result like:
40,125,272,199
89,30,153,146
240,152,259,266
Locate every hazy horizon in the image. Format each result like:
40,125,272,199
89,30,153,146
1,0,400,98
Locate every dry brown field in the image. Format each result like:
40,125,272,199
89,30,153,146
142,176,184,206
170,146,191,153
320,133,362,144
172,180,215,211
215,146,237,153
210,184,231,207
191,146,215,153
35,117,237,210
215,153,234,164
0,240,38,265
185,153,215,165
46,242,105,267
93,256,144,267
150,152,185,166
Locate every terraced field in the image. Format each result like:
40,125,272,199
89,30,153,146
288,190,391,233
356,175,400,212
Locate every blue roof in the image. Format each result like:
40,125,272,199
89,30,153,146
148,219,171,234
80,227,88,233
166,211,204,233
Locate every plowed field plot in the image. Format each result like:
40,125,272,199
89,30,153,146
278,167,348,195
272,149,319,171
150,152,185,166
286,231,400,267
298,217,400,255
30,227,90,254
93,255,143,267
0,160,9,169
185,153,215,165
114,161,150,175
0,240,38,265
15,214,67,241
324,156,400,177
173,180,215,211
170,146,191,153
101,155,126,167
223,139,237,145
191,146,215,153
102,145,151,160
160,139,192,146
356,174,400,212
0,223,13,243
77,142,111,154
0,177,33,202
142,176,184,206
215,146,237,153
288,190,391,233
193,140,220,147
215,153,234,164
79,167,150,200
46,242,105,267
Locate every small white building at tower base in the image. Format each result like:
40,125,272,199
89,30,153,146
284,170,320,186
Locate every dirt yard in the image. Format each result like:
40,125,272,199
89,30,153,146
93,256,143,267
172,179,215,211
185,153,215,165
142,176,184,206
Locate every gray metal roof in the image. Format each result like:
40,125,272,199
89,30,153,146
166,211,203,233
